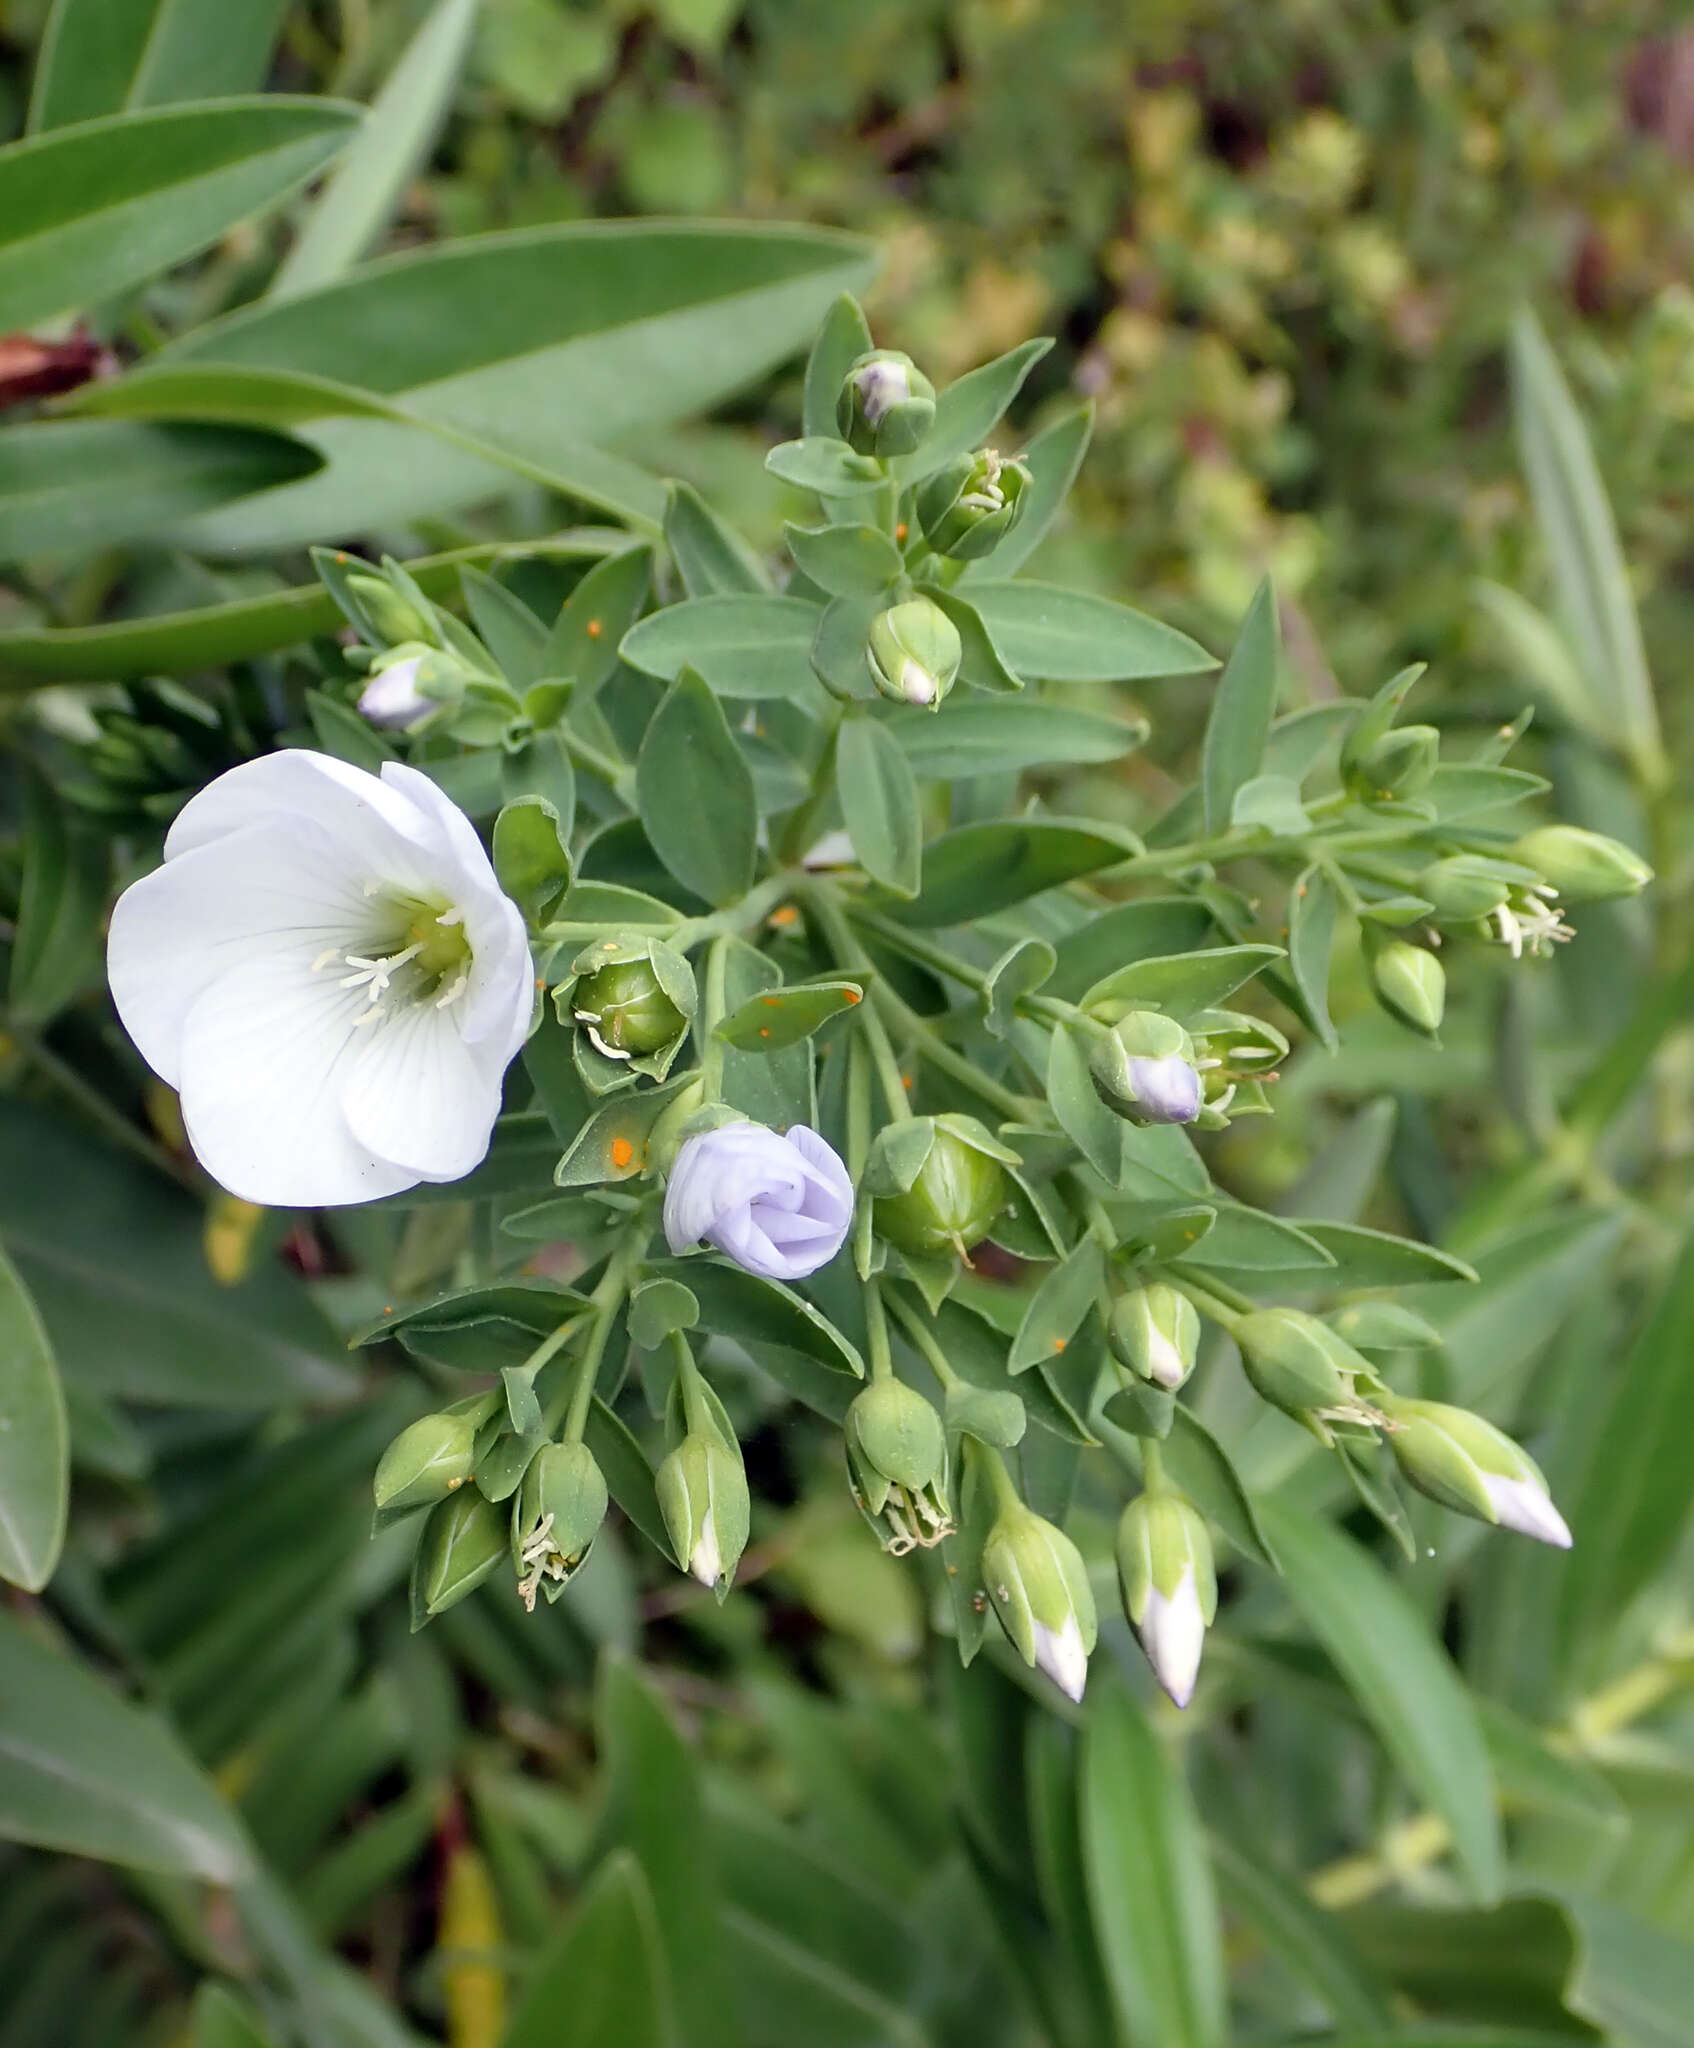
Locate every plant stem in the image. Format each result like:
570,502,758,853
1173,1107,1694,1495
698,935,729,1101
883,1285,963,1392
863,1279,894,1381
12,1029,194,1188
801,882,914,1119
1167,1271,1248,1331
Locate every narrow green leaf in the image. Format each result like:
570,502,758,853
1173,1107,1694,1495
716,980,866,1052
1159,1406,1277,1569
1288,863,1341,1051
785,522,904,597
928,586,1024,693
1257,1500,1503,1901
902,338,1051,482
622,594,821,702
546,543,655,689
1208,1834,1390,2031
767,437,885,497
637,670,757,906
504,1850,677,2048
30,0,288,127
1080,945,1282,1022
837,716,921,897
1046,1022,1123,1184
968,581,1216,682
1009,1240,1104,1375
7,766,106,1026
1293,1222,1478,1287
883,818,1138,927
802,293,874,440
0,1246,67,1593
460,565,548,686
1566,1897,1694,2048
1200,578,1279,833
493,797,572,926
583,1399,670,1556
664,481,771,597
1080,1686,1227,2048
887,697,1145,778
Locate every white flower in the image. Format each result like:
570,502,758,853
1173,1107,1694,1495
1139,1567,1207,1708
108,751,533,1207
1481,1473,1572,1549
358,656,433,730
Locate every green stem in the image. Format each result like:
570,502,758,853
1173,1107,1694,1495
699,936,730,1102
671,1330,711,1436
863,1279,895,1382
802,883,913,1120
883,1286,962,1392
1167,1271,1248,1331
978,1441,1022,1517
559,1219,648,1441
1141,1440,1168,1493
11,1029,193,1189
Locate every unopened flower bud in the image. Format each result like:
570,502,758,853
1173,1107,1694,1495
345,572,435,648
873,1118,1008,1260
866,597,961,709
837,349,936,458
1345,724,1439,803
1416,855,1514,923
358,654,433,730
1381,1396,1571,1547
983,1502,1097,1703
566,935,695,1072
1510,825,1653,903
414,1488,507,1618
1109,1283,1200,1390
656,1432,750,1590
514,1442,608,1608
1235,1307,1371,1435
1090,1011,1203,1126
846,1378,951,1552
1368,937,1445,1037
1116,1493,1217,1708
374,1409,479,1513
915,447,1031,560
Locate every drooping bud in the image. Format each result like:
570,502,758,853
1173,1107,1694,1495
982,1502,1098,1703
656,1431,750,1591
374,1409,480,1514
1510,825,1653,903
1116,1493,1217,1708
866,597,961,710
1416,855,1515,923
1367,936,1445,1037
1234,1307,1375,1441
846,1377,951,1552
1344,724,1440,803
915,447,1031,560
1089,1011,1203,1126
871,1114,1010,1260
414,1488,507,1618
1380,1396,1571,1547
1108,1282,1200,1390
513,1441,609,1609
345,572,436,648
837,349,936,458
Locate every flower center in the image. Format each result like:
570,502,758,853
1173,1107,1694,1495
314,889,475,1025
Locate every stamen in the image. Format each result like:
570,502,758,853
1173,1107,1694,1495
339,941,425,1006
310,946,340,973
437,906,465,926
436,973,470,1010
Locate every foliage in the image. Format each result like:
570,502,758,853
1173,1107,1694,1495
0,4,1692,2047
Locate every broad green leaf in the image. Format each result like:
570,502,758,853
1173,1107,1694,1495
967,581,1215,682
1566,1898,1694,2048
882,818,1138,926
637,671,757,906
785,522,903,596
1208,1834,1390,2031
627,1279,700,1350
555,1075,698,1189
0,1246,67,1593
551,878,683,934
1510,307,1662,781
964,402,1093,581
1257,1500,1502,1901
648,1259,863,1379
1046,1022,1123,1184
716,980,865,1052
584,1399,670,1556
1047,897,1215,1003
1426,764,1549,823
1159,1405,1277,1569
30,0,288,127
0,418,319,558
622,594,821,702
1009,1240,1103,1375
765,436,884,497
268,0,478,299
0,1609,250,1880
886,697,1147,778
713,936,816,1131
901,337,1050,482
982,937,1055,1040
664,481,771,597
504,1850,677,2048
1293,1221,1478,1287
1080,1686,1227,2048
1080,944,1283,1021
1177,1205,1334,1275
598,1661,735,2048
158,222,874,550
837,716,921,896
802,292,874,440
928,585,1024,693
546,543,655,691
462,564,548,685
1288,863,1341,1051
1201,577,1280,833
7,764,106,1026
0,98,360,334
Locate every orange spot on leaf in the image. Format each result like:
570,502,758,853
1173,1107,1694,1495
895,523,909,542
759,1027,771,1039
1051,1336,1067,1353
844,988,862,1004
586,618,603,638
610,1137,635,1169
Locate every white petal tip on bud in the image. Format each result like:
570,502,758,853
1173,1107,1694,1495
855,358,910,426
1033,1615,1089,1703
1139,1568,1205,1708
1147,1332,1187,1390
1483,1474,1572,1549
690,1509,723,1587
900,659,936,706
357,656,432,730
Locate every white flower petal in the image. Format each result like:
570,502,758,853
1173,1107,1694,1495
177,953,416,1206
165,750,442,882
1140,1568,1206,1708
1482,1473,1572,1549
343,1001,504,1184
690,1509,721,1587
1032,1614,1089,1703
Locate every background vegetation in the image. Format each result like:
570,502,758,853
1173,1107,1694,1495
2,2,1694,2044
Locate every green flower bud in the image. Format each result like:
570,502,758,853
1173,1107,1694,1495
1109,1283,1200,1390
1416,855,1514,923
559,933,697,1084
514,1441,608,1608
1235,1307,1373,1438
874,1120,1008,1260
846,1378,951,1552
656,1432,750,1590
344,572,436,648
1367,937,1445,1036
1510,825,1653,903
866,597,961,710
1380,1396,1570,1547
414,1488,507,1618
837,349,936,458
573,958,688,1058
915,447,1032,560
373,1410,478,1513
1116,1493,1217,1707
1344,724,1439,803
983,1502,1097,1702
1089,1010,1203,1126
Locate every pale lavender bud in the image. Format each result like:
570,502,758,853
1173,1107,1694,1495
663,1122,853,1281
1124,1054,1203,1125
358,656,432,730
